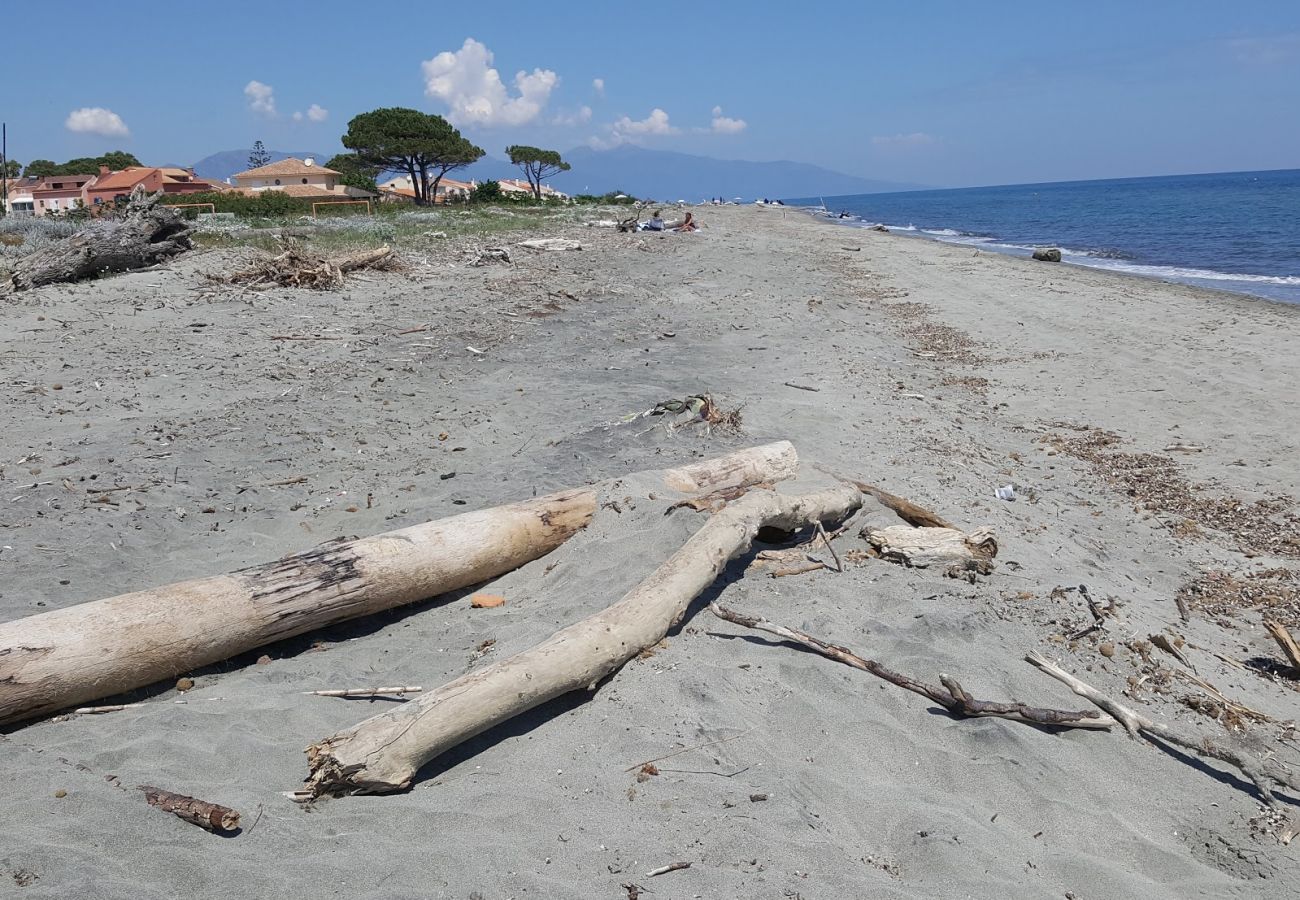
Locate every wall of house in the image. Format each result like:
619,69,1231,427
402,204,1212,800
237,174,337,191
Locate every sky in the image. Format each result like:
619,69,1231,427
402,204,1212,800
2,1,1299,188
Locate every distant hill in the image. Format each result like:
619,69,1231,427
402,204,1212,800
191,149,326,183
461,146,924,201
190,145,923,200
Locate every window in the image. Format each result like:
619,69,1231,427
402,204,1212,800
274,179,281,185
302,178,308,184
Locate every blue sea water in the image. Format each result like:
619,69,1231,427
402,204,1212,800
789,169,1300,304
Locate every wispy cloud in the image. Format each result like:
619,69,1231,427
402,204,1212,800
871,132,935,148
592,77,605,97
709,105,747,134
292,104,329,123
1226,33,1300,66
65,107,130,137
553,105,593,126
422,37,557,126
244,80,277,117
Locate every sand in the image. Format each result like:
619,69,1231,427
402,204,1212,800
2,205,1298,897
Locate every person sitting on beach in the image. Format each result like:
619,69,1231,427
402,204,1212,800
665,211,698,232
641,210,665,232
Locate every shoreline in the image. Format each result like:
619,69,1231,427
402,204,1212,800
3,205,1298,897
799,205,1300,312
791,202,1300,307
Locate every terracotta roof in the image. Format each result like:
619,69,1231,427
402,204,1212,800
235,157,339,179
87,167,156,191
33,174,97,191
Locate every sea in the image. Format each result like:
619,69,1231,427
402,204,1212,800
788,168,1300,305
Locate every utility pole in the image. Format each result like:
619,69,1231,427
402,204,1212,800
1,122,8,219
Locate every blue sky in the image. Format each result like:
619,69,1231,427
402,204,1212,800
3,1,1298,187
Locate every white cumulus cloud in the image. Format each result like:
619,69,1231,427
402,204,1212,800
615,108,677,137
872,132,934,148
422,37,557,126
593,77,605,97
709,105,747,134
64,107,130,137
244,80,277,117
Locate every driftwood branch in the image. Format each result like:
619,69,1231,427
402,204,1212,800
1026,651,1300,809
815,467,954,529
1264,621,1300,672
304,485,864,795
140,785,240,833
2,443,796,726
304,687,423,698
710,604,1115,729
215,243,395,290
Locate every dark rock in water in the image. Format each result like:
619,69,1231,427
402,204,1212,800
1032,247,1062,262
872,225,889,232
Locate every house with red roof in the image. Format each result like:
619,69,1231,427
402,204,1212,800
232,157,374,199
30,174,96,216
82,166,221,208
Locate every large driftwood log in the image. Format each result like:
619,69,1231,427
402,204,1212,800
5,188,192,292
304,484,863,795
0,443,796,726
710,604,1115,729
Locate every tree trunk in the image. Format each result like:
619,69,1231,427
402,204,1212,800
0,443,797,725
304,483,861,796
5,188,192,292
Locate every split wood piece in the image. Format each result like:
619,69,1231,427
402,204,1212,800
710,604,1115,730
1264,620,1300,672
303,484,863,796
304,687,423,698
3,188,192,293
0,443,796,726
140,785,240,833
771,562,828,578
865,524,998,575
1026,651,1300,810
814,468,955,529
646,862,691,877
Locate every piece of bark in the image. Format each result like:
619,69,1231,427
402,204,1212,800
304,485,864,795
5,188,192,292
140,785,240,832
1264,620,1300,671
710,604,1115,730
1,443,797,725
1026,651,1300,809
815,468,954,529
865,524,998,571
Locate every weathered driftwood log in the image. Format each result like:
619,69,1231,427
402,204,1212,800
140,785,240,833
0,443,796,726
304,484,863,795
1026,652,1300,810
4,187,192,292
710,604,1115,729
865,524,998,572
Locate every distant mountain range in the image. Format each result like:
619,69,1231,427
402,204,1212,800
189,145,923,200
192,149,326,183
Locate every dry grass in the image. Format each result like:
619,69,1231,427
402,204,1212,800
1044,425,1300,559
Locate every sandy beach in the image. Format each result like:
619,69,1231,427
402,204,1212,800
2,204,1299,898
